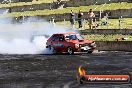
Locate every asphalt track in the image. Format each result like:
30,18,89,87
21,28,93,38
0,51,132,88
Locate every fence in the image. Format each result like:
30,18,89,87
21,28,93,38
11,15,132,30
49,17,132,30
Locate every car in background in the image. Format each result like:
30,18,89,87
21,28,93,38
46,32,96,54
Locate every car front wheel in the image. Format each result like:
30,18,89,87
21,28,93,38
67,47,74,55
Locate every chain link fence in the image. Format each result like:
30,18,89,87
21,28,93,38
49,17,132,30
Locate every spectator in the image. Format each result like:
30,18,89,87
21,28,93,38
88,9,95,29
57,0,61,5
78,10,83,28
51,17,55,27
8,8,11,13
70,10,75,28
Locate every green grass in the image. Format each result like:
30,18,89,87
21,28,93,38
55,18,132,29
83,34,132,41
96,18,132,29
2,2,132,17
0,0,56,8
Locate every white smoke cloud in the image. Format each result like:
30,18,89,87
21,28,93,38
0,16,77,54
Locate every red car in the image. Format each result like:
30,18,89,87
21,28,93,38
46,32,96,54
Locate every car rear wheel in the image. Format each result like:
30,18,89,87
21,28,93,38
48,46,56,54
67,47,74,55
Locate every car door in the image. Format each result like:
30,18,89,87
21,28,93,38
51,35,60,51
58,35,67,52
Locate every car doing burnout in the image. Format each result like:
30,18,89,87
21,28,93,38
46,32,96,54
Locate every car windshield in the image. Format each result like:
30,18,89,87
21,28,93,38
76,34,84,40
65,34,84,40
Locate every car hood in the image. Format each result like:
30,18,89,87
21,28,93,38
67,39,93,44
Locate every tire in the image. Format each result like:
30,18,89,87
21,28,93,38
67,47,74,55
48,46,56,54
87,51,93,54
79,76,86,84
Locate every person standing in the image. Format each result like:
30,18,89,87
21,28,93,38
78,10,83,28
70,10,75,28
88,9,95,29
51,17,55,27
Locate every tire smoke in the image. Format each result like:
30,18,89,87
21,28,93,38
0,16,77,54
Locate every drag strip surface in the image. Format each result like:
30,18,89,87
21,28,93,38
0,51,132,88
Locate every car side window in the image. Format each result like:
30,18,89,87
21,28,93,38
52,35,59,41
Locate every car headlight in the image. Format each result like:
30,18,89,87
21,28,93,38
75,44,80,48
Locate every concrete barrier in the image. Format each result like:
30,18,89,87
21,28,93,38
80,29,132,35
5,3,52,12
96,41,132,51
1,1,66,12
